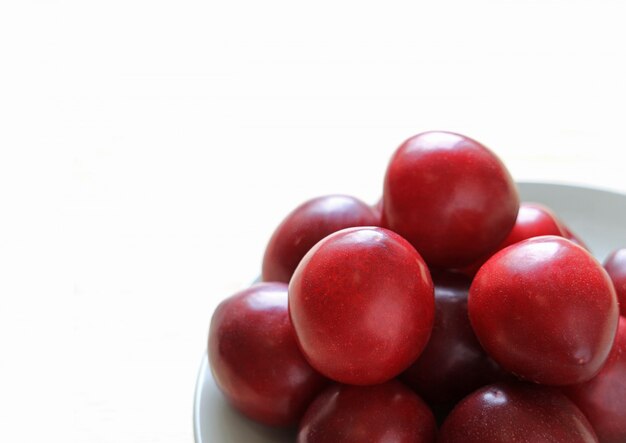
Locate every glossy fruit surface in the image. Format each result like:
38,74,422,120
208,282,327,426
297,380,436,443
604,248,626,316
262,195,378,283
499,202,566,247
289,227,435,385
469,236,619,385
561,223,591,251
402,272,505,414
382,131,519,268
439,382,598,443
459,202,567,277
564,317,626,443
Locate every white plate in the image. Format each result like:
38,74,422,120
193,182,626,443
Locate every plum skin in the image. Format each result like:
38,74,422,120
563,317,626,443
469,236,619,386
262,195,378,283
208,282,328,426
383,131,519,268
604,248,626,317
289,227,435,385
438,382,599,443
402,271,507,417
297,380,436,443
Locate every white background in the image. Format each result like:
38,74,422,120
0,0,625,441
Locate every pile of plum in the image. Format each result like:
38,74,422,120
208,131,626,443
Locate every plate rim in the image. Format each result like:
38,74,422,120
193,353,208,443
513,179,626,198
